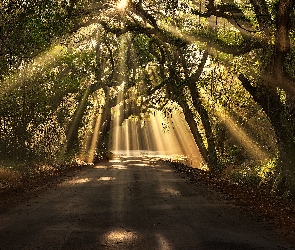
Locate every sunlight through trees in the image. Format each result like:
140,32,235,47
1,0,295,198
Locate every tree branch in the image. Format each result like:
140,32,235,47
190,51,209,82
191,32,263,55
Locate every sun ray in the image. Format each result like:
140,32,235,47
116,0,128,10
88,111,103,163
1,23,100,98
200,89,272,162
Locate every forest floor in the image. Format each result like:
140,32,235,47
0,157,295,248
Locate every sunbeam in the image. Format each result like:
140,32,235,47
200,89,272,162
88,111,103,163
1,23,100,97
66,88,92,151
215,107,270,161
150,112,167,154
1,45,66,97
167,110,204,169
117,0,128,10
112,83,125,153
110,106,203,169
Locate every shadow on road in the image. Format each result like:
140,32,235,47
0,154,293,249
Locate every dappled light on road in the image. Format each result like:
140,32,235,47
109,158,122,163
0,155,293,249
102,229,138,245
94,165,109,169
157,233,173,250
160,187,181,196
98,176,116,181
1,1,295,248
66,177,91,185
111,165,128,170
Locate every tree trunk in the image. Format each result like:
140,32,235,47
66,87,91,153
180,101,208,166
239,74,295,198
95,108,112,154
186,81,219,172
264,0,295,96
182,50,219,172
95,88,112,155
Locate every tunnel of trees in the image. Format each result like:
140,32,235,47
0,0,295,198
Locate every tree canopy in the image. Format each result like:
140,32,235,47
1,0,295,198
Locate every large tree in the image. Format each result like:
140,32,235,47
1,0,295,197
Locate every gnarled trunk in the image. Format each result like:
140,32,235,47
180,101,208,165
239,74,295,198
187,82,219,172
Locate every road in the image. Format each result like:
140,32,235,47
0,155,293,249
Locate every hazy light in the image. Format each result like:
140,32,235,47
150,112,168,153
1,23,99,97
125,119,130,155
110,105,203,169
215,108,269,161
1,45,66,97
160,23,197,44
88,112,103,163
117,0,128,10
200,90,270,161
112,85,124,153
66,88,91,151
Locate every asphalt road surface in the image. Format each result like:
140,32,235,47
0,155,294,250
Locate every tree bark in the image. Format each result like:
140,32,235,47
239,74,295,198
184,51,219,172
186,82,219,172
66,87,92,153
180,101,208,164
263,0,295,96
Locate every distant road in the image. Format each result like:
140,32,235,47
0,155,293,249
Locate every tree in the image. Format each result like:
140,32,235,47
1,0,295,198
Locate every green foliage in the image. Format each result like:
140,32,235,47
0,0,83,78
216,28,244,46
144,0,179,15
229,158,279,190
132,34,155,66
0,47,96,162
230,168,261,187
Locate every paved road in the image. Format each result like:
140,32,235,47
0,155,293,249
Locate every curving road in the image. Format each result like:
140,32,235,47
0,155,293,249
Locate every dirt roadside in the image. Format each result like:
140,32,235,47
0,163,89,213
171,161,295,245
